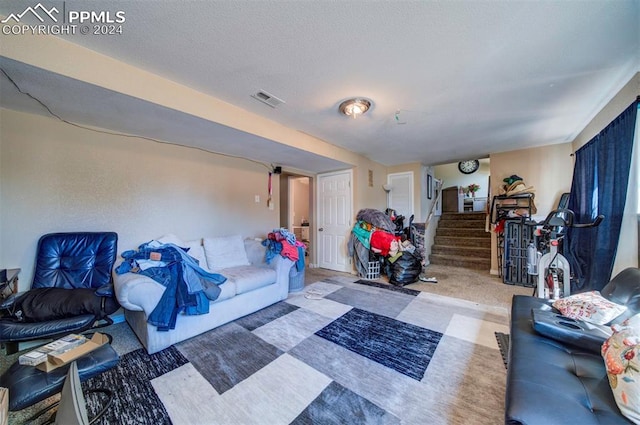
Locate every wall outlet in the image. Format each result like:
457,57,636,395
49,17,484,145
254,195,260,203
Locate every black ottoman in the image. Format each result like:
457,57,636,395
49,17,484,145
0,342,119,411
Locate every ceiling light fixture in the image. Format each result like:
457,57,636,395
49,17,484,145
339,98,371,119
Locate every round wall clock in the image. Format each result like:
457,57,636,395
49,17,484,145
458,160,480,174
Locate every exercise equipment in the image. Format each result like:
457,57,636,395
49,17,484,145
528,209,603,299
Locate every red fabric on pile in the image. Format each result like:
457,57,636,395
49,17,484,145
280,241,299,261
370,230,399,257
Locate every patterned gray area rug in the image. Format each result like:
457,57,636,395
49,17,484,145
80,277,510,425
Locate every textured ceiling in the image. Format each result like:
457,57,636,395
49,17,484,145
1,0,639,170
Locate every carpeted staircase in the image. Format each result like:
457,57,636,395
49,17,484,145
430,211,491,270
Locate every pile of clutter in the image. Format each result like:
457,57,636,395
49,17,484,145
261,228,306,272
499,175,537,214
494,174,537,233
347,208,422,286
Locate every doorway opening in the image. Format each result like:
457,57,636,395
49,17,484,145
279,173,313,265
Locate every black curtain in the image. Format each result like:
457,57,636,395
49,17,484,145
566,100,638,292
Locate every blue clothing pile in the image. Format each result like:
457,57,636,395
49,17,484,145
115,241,226,331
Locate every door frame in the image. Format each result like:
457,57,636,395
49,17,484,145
316,168,354,272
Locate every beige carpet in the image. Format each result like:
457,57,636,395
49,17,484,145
306,264,532,310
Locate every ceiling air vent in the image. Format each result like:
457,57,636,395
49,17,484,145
251,90,285,108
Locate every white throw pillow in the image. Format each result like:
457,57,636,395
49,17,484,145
156,234,209,269
553,291,627,325
602,313,640,423
156,233,187,248
185,239,209,271
203,235,250,271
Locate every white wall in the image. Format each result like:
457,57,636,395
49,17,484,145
0,109,281,290
433,159,490,198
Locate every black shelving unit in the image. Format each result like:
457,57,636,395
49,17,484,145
490,193,536,284
502,220,538,287
490,193,535,224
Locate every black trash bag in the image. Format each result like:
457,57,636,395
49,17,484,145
388,251,421,286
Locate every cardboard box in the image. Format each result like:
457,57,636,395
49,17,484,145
19,334,88,366
36,333,109,373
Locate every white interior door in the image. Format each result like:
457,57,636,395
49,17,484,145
387,172,414,218
317,170,353,272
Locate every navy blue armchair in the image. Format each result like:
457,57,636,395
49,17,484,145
0,232,120,354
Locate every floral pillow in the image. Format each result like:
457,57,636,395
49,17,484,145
553,291,627,325
602,314,640,423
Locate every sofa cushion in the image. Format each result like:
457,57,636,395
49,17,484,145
156,234,208,269
553,291,627,325
213,280,237,303
602,313,640,424
156,233,187,247
204,235,250,271
221,265,276,295
185,239,209,271
244,238,268,266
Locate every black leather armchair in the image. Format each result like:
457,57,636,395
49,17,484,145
0,232,120,353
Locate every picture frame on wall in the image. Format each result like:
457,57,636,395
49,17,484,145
427,174,433,199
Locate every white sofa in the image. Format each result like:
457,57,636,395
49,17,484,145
113,234,294,354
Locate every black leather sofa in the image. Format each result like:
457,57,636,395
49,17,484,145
505,267,640,425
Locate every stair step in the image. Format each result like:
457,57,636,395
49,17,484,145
438,219,486,229
429,254,491,270
438,220,485,230
436,228,490,238
439,212,486,221
431,245,491,256
431,212,492,271
434,236,491,248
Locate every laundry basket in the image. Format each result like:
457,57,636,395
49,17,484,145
365,261,381,280
289,267,305,292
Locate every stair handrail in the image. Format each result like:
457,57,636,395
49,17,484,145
426,180,443,225
422,179,444,265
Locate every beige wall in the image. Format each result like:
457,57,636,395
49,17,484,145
0,109,389,288
489,143,574,273
490,144,574,217
291,177,310,226
355,163,388,215
1,109,283,290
